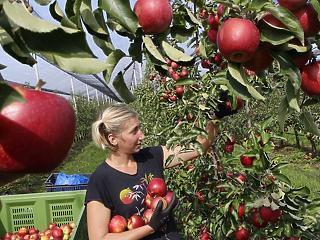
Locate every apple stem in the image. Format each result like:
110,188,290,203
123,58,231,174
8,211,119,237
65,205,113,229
35,79,46,91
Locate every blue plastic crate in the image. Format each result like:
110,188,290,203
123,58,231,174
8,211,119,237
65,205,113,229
45,173,91,192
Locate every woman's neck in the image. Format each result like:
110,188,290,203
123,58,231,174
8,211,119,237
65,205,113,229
106,151,134,167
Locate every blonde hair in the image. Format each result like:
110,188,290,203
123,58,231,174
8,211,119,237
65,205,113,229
92,103,139,151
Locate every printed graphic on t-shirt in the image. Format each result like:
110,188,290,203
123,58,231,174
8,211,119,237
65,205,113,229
119,179,147,213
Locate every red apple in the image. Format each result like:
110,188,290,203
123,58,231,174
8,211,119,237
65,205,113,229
51,228,63,239
134,0,172,34
301,61,320,96
234,227,250,240
108,215,127,233
60,224,72,235
223,143,234,153
48,223,57,230
240,155,255,167
208,14,219,29
278,0,306,11
147,178,167,197
175,86,184,97
243,45,273,72
127,214,145,230
238,203,245,219
22,235,30,240
294,3,320,38
150,196,167,210
251,209,268,228
236,173,247,184
217,4,225,17
29,234,39,240
259,206,273,222
180,68,189,78
207,29,218,43
171,61,179,69
17,228,28,237
195,191,205,204
217,18,260,63
0,85,76,173
143,209,154,223
27,228,38,236
269,209,283,223
144,193,154,209
164,190,174,205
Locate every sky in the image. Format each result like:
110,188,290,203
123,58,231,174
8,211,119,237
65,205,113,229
0,0,139,100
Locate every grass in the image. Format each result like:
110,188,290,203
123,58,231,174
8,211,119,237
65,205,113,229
0,140,107,195
273,147,320,199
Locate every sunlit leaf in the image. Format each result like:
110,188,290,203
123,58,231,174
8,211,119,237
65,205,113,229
98,0,138,34
162,41,194,62
143,36,166,63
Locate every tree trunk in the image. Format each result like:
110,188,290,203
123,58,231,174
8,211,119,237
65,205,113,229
307,135,318,157
294,128,301,148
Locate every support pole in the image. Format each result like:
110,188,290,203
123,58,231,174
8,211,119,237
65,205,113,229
95,89,99,105
85,84,90,101
70,77,77,112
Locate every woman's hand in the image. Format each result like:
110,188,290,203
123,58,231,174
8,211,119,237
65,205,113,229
148,193,178,231
196,120,219,151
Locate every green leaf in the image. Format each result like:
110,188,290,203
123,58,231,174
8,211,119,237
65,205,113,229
286,81,300,112
274,172,291,185
228,63,265,100
175,78,196,85
270,162,290,171
0,27,36,66
41,53,108,74
162,41,193,62
4,2,95,58
171,25,195,43
49,1,78,28
263,3,304,43
300,111,320,136
49,1,64,22
0,82,24,110
278,97,289,132
98,0,138,34
103,49,126,83
80,0,109,40
310,0,320,22
185,7,201,26
260,26,295,46
35,0,52,6
247,0,269,11
4,1,79,34
272,52,301,92
143,36,166,63
112,72,135,103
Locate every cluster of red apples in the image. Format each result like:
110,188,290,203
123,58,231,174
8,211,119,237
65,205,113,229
198,0,320,97
1,222,75,240
108,178,174,233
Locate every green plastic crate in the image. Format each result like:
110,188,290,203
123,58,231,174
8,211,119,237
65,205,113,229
0,190,88,240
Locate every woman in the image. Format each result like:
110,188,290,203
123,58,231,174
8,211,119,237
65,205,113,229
85,103,218,240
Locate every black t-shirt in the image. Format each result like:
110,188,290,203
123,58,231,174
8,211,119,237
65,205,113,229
85,146,181,240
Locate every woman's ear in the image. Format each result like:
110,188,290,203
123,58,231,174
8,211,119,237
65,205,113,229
107,133,118,146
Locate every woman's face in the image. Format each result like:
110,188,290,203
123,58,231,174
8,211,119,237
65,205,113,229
116,117,145,154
